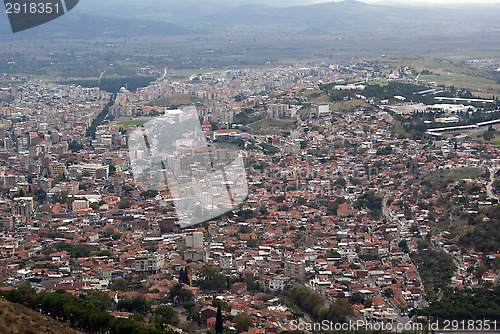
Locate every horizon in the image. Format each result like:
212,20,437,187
313,0,500,3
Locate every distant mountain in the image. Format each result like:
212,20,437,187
67,0,500,38
1,0,500,41
201,1,500,36
73,0,234,24
0,14,191,40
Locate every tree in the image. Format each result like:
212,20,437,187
179,268,189,285
117,198,131,209
117,296,151,316
398,240,409,253
297,197,307,205
483,129,495,141
154,305,178,326
215,305,223,334
327,299,354,323
196,267,227,292
140,190,158,198
168,283,193,304
109,278,128,292
233,314,252,333
384,288,394,298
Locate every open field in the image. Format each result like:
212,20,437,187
423,167,486,184
419,73,500,92
0,120,12,129
329,99,371,112
117,120,150,127
371,56,500,96
146,94,205,107
248,118,295,135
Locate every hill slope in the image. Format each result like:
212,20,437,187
0,297,78,334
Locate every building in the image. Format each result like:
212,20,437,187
72,199,89,211
268,276,287,292
0,214,13,230
285,261,306,280
77,164,109,179
50,163,67,177
220,253,233,269
268,104,289,119
1,245,15,258
184,248,207,262
186,231,204,249
13,197,34,219
317,104,330,115
134,253,164,275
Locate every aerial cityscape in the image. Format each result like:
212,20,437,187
0,1,499,333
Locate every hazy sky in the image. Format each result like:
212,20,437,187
314,0,500,3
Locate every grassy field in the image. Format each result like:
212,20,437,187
0,120,12,129
248,118,295,135
304,90,331,104
424,167,486,184
117,120,149,127
371,56,500,96
146,93,205,107
330,99,370,112
419,73,500,92
471,134,500,146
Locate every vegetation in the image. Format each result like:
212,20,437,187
248,118,295,135
288,286,354,323
195,266,227,292
233,314,253,333
355,191,383,219
86,94,115,139
414,286,500,320
0,296,78,334
60,76,156,94
1,284,174,334
167,283,194,304
411,241,456,300
118,120,150,128
458,204,500,254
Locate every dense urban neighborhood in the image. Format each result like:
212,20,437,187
0,59,499,333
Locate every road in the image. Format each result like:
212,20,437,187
98,70,106,84
159,67,168,81
486,166,499,200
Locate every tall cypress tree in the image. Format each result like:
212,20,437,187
215,305,223,334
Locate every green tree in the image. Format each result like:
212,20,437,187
117,296,151,316
168,283,193,304
154,305,178,326
196,267,227,292
117,198,131,209
215,305,223,334
109,278,128,292
233,314,252,333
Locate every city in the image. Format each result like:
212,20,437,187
0,57,499,333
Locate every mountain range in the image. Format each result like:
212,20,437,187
1,0,499,39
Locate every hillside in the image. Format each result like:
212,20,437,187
0,297,78,334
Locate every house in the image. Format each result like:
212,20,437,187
201,305,218,324
337,204,357,217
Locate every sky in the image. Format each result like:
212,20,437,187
313,0,500,4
